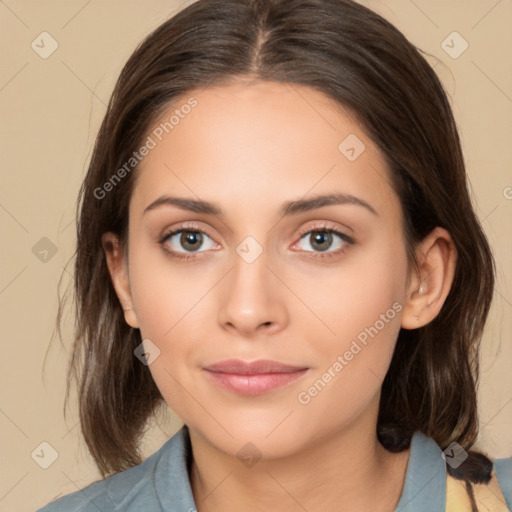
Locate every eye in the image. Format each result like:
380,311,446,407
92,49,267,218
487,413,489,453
158,224,217,260
158,222,354,262
293,225,354,259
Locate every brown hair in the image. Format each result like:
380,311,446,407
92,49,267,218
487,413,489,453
55,0,495,489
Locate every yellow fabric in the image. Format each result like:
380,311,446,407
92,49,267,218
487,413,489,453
446,471,510,512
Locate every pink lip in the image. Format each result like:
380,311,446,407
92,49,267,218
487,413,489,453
203,359,309,395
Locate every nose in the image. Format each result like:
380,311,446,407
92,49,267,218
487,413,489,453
217,246,289,339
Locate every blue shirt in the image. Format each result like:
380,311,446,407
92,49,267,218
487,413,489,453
37,426,512,511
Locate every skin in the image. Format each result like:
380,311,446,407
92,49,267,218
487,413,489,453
102,78,457,512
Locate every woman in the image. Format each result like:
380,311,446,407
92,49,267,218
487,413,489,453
39,0,512,510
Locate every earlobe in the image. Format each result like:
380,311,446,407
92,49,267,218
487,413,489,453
101,232,139,329
401,227,457,330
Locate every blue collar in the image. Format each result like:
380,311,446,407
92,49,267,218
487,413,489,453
154,425,197,511
394,431,446,511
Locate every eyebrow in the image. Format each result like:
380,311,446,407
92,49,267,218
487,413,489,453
143,193,378,217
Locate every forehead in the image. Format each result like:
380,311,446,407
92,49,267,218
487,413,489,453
130,80,399,223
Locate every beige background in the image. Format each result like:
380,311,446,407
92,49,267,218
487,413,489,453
0,1,511,510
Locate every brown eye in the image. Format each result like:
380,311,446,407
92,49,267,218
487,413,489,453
308,231,334,252
297,228,352,254
159,227,217,259
179,231,203,252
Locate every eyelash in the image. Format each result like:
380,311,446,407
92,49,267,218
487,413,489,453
157,222,355,262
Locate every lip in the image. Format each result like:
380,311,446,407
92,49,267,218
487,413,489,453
203,359,309,395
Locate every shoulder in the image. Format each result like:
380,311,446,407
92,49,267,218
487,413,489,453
394,432,512,512
35,451,161,512
36,427,191,512
445,453,512,512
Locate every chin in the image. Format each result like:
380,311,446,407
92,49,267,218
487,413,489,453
189,415,309,460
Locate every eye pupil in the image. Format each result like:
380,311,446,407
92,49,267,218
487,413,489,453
310,231,332,252
181,231,202,251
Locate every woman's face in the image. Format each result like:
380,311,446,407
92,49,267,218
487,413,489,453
118,80,413,457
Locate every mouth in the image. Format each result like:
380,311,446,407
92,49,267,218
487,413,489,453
202,359,309,395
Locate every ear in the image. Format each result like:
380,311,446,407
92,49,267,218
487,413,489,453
101,232,139,329
401,227,457,330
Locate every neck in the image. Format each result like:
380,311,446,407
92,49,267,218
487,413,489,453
188,418,410,512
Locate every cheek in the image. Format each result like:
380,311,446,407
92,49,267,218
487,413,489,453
300,234,407,346
127,254,208,415
126,249,222,406
297,295,403,429
300,234,407,402
128,244,211,338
